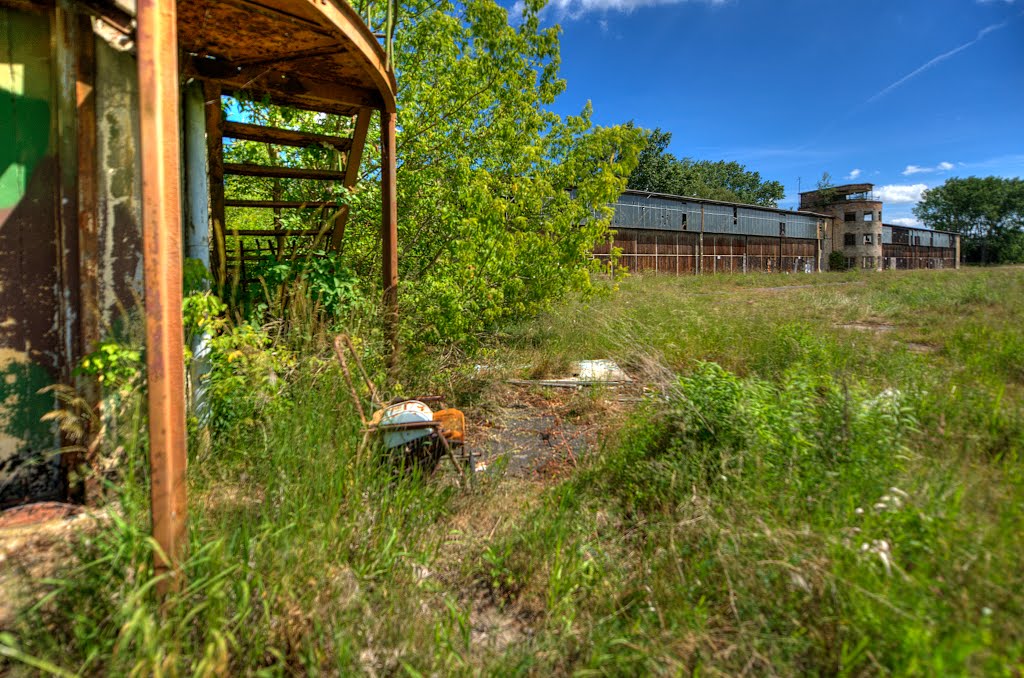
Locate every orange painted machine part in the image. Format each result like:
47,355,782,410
432,408,465,444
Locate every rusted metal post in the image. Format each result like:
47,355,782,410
380,109,399,373
75,11,101,502
137,0,188,593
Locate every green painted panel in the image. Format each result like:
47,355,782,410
0,7,62,504
0,8,53,210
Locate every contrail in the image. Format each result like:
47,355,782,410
795,14,1019,151
865,18,1011,105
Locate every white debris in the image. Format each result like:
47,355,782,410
572,360,630,383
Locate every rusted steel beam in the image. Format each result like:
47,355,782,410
54,2,84,501
137,0,188,594
223,163,347,180
75,11,100,503
222,121,352,152
380,109,399,372
330,108,370,250
55,3,80,386
203,81,226,290
76,11,98,354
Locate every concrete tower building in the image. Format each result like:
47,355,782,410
799,184,884,271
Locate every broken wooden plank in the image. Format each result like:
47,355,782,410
222,121,352,152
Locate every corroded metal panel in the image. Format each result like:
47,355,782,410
701,203,734,233
737,207,777,237
0,8,63,504
784,214,818,240
611,194,686,231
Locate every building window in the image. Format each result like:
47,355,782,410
779,222,786,236
845,257,856,269
862,256,875,269
844,233,855,246
863,233,873,245
914,236,921,246
681,213,687,230
844,212,856,222
863,211,874,222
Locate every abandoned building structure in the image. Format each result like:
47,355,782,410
599,185,960,275
595,190,828,274
799,183,960,271
2,0,399,576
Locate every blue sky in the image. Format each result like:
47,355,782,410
522,0,1024,225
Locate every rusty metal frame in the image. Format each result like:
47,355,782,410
137,0,188,592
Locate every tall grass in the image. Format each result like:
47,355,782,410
3,267,1023,674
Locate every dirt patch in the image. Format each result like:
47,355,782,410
470,386,624,479
0,504,103,629
469,592,538,656
836,322,897,332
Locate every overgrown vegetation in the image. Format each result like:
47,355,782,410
2,0,1021,673
222,0,645,345
4,267,1023,674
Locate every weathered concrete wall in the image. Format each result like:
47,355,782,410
824,200,883,270
0,13,144,506
94,37,143,329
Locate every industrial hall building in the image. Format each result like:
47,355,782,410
597,184,960,275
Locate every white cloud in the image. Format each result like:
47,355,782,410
888,217,920,227
875,183,929,204
902,161,955,175
846,168,862,180
528,0,726,20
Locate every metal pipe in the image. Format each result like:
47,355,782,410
184,81,212,429
137,0,188,593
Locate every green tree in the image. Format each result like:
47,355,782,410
914,177,1024,264
343,0,645,343
221,0,646,343
625,125,685,194
626,127,784,206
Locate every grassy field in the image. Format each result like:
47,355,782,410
4,267,1023,675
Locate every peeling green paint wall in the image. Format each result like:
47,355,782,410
0,8,63,504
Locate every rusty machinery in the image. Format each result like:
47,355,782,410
333,335,473,481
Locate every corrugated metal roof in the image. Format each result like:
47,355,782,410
612,192,822,240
